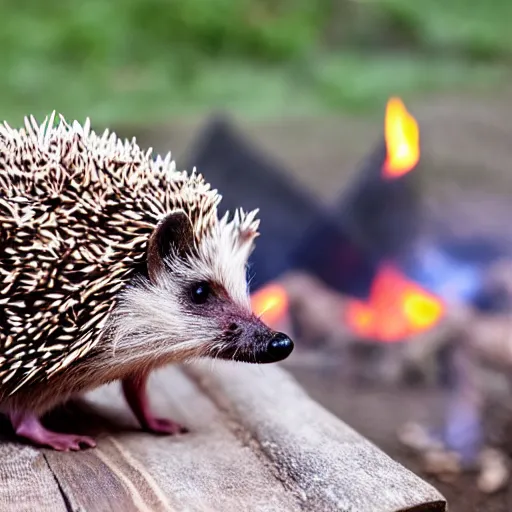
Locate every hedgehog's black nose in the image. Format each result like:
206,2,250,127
265,332,294,362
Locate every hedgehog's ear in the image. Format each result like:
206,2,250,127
147,211,194,280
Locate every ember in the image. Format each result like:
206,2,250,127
345,264,445,342
383,97,420,179
251,283,289,327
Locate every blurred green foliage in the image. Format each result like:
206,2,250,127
373,0,512,60
0,0,510,124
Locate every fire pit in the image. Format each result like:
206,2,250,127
251,99,448,346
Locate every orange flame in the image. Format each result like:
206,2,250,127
251,283,289,327
383,97,420,179
345,265,444,342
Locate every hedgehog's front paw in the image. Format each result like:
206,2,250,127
32,431,96,451
122,374,187,436
143,417,188,435
10,412,96,451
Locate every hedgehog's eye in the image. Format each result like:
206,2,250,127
190,281,212,305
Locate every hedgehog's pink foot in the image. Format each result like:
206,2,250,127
10,412,96,451
122,374,187,435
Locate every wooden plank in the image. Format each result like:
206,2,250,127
43,366,300,512
41,384,173,512
43,443,170,512
0,437,67,512
0,363,447,511
186,361,447,512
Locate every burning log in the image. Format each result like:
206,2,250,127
250,268,449,386
345,264,445,344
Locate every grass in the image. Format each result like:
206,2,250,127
0,0,511,126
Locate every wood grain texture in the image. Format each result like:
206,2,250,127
41,366,300,512
0,440,67,512
185,361,447,512
0,364,447,511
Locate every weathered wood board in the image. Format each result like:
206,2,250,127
0,363,446,512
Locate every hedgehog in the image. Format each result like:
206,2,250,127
0,112,294,451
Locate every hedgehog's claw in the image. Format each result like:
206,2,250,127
122,374,187,436
10,412,96,451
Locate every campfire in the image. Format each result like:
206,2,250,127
187,95,512,497
252,97,445,344
344,98,444,343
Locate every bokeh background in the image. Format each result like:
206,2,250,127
1,0,511,124
3,2,512,512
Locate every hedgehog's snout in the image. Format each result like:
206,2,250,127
249,329,294,363
218,315,294,364
264,332,294,362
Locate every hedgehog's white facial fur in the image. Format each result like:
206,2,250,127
109,205,294,371
109,206,266,366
